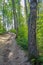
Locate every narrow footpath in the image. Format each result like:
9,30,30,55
0,33,32,65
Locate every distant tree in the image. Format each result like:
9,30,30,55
3,0,5,28
17,0,21,26
12,0,17,30
24,0,28,21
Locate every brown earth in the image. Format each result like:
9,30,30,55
0,33,32,65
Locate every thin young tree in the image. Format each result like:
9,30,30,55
18,0,21,26
24,0,28,21
12,0,17,30
3,0,5,29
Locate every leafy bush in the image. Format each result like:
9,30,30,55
36,14,43,64
37,14,43,55
17,24,28,50
9,29,16,34
0,23,6,35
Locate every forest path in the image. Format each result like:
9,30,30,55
0,33,31,65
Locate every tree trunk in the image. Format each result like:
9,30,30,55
3,0,5,29
12,0,17,30
24,0,28,19
17,0,21,26
28,0,39,65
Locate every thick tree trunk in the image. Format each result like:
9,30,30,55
28,0,39,65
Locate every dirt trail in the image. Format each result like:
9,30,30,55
0,33,32,65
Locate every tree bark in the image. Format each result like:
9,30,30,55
3,0,5,29
17,0,20,26
24,0,27,16
28,0,39,65
12,0,17,30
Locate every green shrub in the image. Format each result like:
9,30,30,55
9,29,16,34
36,14,43,64
17,25,28,50
37,14,43,55
0,25,6,35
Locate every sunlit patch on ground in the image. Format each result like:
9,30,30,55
0,34,11,43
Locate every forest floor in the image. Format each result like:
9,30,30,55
0,32,31,65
